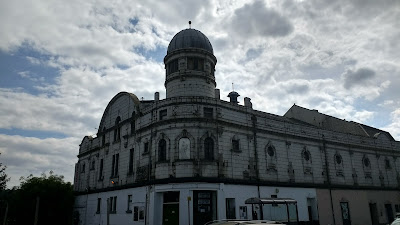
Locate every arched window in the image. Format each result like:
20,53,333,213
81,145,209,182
158,139,167,161
204,137,214,160
302,149,311,162
267,146,275,157
114,116,121,141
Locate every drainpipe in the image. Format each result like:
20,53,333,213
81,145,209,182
322,134,336,225
251,115,263,219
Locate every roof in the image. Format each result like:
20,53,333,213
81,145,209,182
167,29,213,54
283,104,395,141
245,197,297,204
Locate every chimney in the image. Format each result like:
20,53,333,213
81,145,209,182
244,97,252,108
154,92,159,101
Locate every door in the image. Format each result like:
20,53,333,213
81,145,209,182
194,191,217,225
163,192,179,225
163,203,179,225
385,204,394,223
340,202,351,225
369,203,379,225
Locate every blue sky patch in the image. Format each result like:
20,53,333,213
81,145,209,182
0,128,67,139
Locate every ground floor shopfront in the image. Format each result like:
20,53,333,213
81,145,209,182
74,183,318,225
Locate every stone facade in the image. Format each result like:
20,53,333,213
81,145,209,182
74,28,400,225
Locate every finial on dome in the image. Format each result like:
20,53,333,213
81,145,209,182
189,21,191,29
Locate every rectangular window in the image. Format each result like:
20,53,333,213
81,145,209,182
128,149,134,174
90,161,95,170
204,107,213,118
126,195,132,213
109,196,117,213
113,196,117,213
98,159,104,180
159,109,167,120
111,155,115,177
134,206,139,221
144,142,149,153
115,154,119,176
232,140,240,152
226,198,236,219
81,163,85,173
111,154,119,177
139,206,145,221
96,198,101,213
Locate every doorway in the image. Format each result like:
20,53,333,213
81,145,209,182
369,203,379,225
193,191,217,225
163,192,180,225
385,204,394,223
340,202,351,225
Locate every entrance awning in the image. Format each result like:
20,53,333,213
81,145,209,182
245,197,297,205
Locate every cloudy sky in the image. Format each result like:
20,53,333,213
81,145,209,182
0,0,399,187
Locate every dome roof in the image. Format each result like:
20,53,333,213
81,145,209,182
167,29,213,54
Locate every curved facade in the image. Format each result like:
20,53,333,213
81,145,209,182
74,29,400,225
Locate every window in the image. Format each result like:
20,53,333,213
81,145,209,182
81,163,85,173
159,109,167,120
109,196,117,213
385,158,392,170
179,138,190,160
96,198,101,214
395,204,400,213
128,149,134,175
204,107,213,118
303,150,311,161
204,137,214,160
134,206,139,221
335,154,342,165
167,59,178,75
98,159,104,180
111,154,119,178
139,206,145,221
226,198,236,219
267,146,275,157
114,116,121,142
363,157,370,167
232,139,240,152
188,57,204,71
158,139,167,161
90,160,95,170
126,195,132,213
144,142,149,153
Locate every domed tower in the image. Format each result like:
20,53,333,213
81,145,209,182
164,28,217,98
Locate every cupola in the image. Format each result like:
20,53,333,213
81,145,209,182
164,23,217,98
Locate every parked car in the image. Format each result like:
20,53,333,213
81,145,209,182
204,220,286,225
390,213,400,225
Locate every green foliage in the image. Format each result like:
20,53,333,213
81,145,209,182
0,153,10,190
0,171,74,225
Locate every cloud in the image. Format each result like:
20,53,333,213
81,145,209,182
342,68,376,89
228,0,294,40
0,134,79,187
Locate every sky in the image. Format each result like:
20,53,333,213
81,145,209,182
0,0,399,188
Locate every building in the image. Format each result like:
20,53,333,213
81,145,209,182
73,28,400,225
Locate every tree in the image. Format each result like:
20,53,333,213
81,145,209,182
0,153,10,190
2,171,74,225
